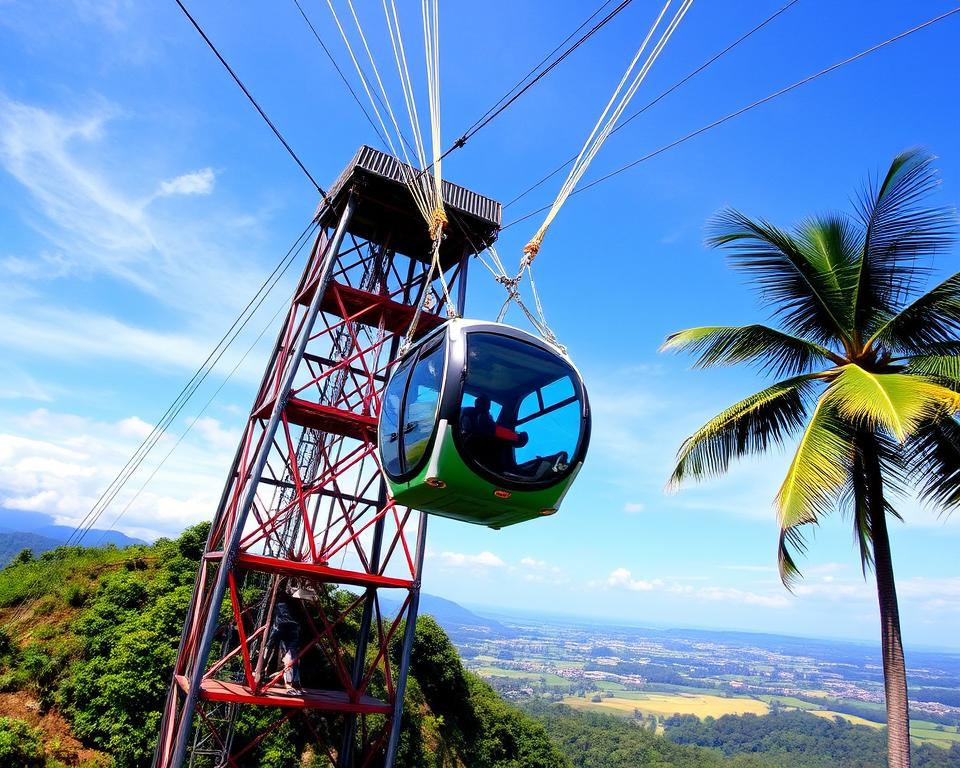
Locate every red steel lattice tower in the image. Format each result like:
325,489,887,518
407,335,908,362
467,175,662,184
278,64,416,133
153,147,501,768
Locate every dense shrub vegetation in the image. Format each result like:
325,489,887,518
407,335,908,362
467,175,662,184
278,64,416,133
0,527,567,768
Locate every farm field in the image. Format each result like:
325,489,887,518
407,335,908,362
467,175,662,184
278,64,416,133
910,720,960,748
456,614,960,753
562,692,960,747
472,667,571,687
562,692,770,719
809,710,882,728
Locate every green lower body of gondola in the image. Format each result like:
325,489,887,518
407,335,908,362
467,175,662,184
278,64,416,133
386,424,580,528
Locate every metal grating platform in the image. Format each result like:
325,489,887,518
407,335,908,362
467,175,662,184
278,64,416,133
319,145,501,267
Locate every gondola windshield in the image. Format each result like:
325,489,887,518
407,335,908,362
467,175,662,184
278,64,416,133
456,332,584,487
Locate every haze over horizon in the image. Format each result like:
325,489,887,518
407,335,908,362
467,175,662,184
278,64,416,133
1,1,960,646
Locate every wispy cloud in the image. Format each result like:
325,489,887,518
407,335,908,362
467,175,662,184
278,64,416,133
0,364,54,402
434,550,505,569
0,95,274,320
155,168,216,198
599,566,790,608
697,586,790,609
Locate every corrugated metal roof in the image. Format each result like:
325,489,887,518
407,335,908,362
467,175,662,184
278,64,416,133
328,145,501,228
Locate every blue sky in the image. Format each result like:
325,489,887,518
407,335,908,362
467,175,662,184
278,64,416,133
2,0,960,647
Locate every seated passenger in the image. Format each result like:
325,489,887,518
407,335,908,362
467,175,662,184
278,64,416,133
460,396,529,472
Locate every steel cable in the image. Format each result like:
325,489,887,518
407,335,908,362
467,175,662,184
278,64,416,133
502,5,960,230
68,219,319,544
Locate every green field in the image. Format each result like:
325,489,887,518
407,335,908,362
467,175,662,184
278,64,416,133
759,694,819,710
471,667,572,687
910,720,960,748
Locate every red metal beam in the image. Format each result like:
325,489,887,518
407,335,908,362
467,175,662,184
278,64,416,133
235,553,413,589
177,676,391,714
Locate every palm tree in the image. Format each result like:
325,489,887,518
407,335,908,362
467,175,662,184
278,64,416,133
663,150,958,768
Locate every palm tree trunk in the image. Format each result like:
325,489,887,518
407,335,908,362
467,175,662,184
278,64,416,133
862,437,911,768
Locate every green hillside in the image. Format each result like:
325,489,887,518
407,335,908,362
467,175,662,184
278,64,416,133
0,526,568,768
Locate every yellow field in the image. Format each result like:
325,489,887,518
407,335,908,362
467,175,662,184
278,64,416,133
562,692,770,719
810,710,882,728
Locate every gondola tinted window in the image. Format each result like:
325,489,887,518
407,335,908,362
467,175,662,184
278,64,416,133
402,341,445,470
380,356,414,477
458,332,586,486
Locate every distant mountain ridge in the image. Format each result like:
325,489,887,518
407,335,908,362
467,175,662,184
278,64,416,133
0,509,144,566
378,592,511,641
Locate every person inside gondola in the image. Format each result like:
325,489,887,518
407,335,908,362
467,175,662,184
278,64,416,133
460,395,528,472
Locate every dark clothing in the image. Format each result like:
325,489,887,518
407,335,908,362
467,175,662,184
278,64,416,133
460,405,501,470
268,597,302,689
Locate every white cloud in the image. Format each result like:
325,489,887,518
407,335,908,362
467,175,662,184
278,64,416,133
793,581,873,601
190,416,240,450
515,556,566,584
156,168,215,198
698,586,790,609
623,502,645,514
601,567,789,608
436,550,505,568
118,416,153,439
607,567,661,592
0,408,233,540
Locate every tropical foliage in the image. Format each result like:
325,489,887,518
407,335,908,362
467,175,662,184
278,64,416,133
664,149,959,768
0,529,567,768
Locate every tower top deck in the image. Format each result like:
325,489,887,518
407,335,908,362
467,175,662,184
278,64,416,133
319,145,501,268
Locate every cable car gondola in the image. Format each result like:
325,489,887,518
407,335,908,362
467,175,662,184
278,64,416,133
379,319,590,528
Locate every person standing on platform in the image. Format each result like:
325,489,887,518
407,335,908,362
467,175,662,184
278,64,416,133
268,591,303,695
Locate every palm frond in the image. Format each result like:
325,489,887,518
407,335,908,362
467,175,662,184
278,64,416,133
827,364,960,441
905,352,960,389
841,431,906,577
669,375,820,487
847,445,875,576
853,149,957,330
661,325,841,377
867,273,960,355
796,213,863,294
778,526,808,590
905,417,960,510
777,395,851,532
707,209,854,346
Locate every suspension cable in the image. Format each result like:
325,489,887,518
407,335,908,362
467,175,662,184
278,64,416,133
502,5,960,231
520,0,693,264
477,0,692,342
503,0,801,209
441,0,636,160
291,0,391,150
91,291,297,546
67,218,319,545
173,0,328,197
